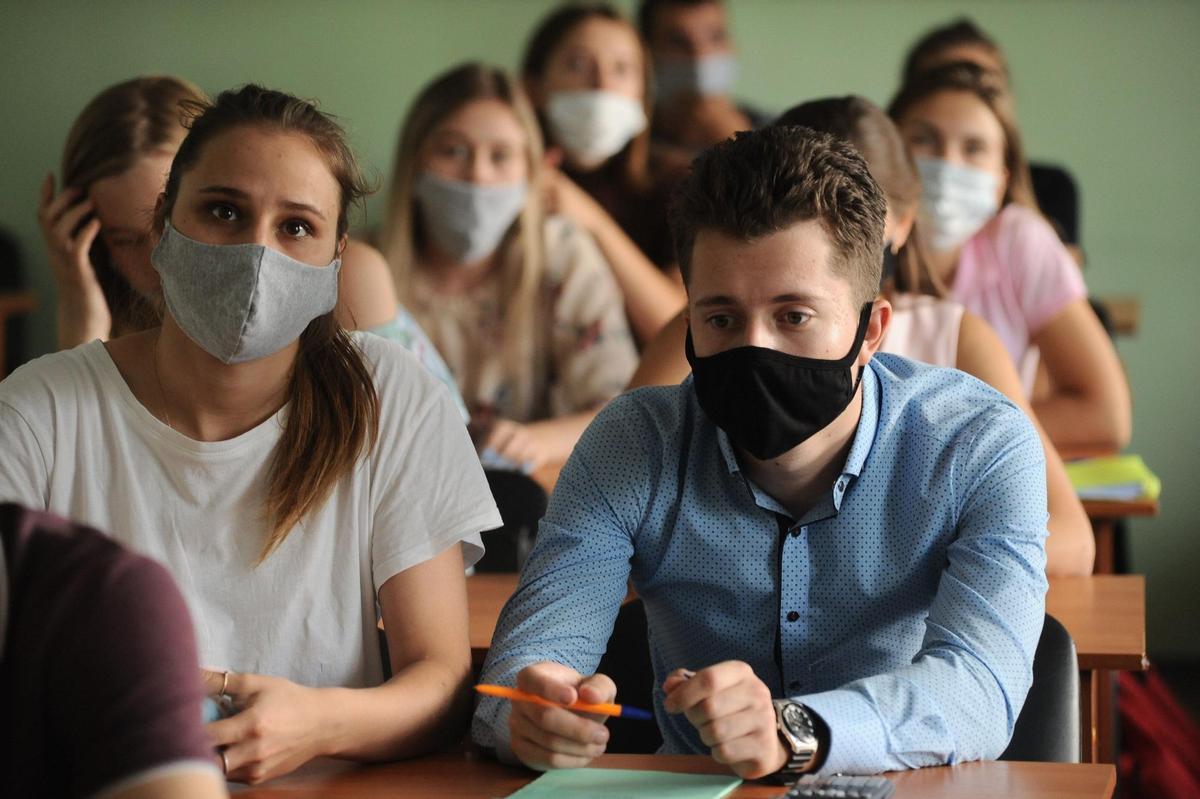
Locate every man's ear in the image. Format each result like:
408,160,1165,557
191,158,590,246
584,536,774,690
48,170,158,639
890,206,917,251
856,298,891,367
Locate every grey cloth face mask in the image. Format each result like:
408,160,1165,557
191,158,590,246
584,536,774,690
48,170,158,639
654,53,739,101
151,221,341,364
413,172,527,264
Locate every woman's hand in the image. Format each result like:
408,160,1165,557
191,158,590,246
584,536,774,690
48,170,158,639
541,166,606,233
483,418,554,473
202,669,333,785
36,173,112,346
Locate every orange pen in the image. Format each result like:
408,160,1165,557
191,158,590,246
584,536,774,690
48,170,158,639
475,683,654,721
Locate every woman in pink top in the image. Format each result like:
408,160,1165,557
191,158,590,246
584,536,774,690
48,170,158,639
889,63,1131,451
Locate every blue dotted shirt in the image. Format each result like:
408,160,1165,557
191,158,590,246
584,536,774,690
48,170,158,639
472,354,1049,774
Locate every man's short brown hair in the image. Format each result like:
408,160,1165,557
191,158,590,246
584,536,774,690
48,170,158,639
669,126,887,306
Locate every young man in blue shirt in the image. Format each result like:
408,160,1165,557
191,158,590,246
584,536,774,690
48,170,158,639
473,126,1048,779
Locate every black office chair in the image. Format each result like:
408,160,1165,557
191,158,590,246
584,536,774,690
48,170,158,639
597,599,662,754
1000,614,1080,763
474,470,548,572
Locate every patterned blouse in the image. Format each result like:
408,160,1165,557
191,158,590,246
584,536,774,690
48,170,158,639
410,216,638,425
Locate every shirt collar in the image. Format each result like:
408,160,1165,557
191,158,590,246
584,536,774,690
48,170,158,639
708,360,882,511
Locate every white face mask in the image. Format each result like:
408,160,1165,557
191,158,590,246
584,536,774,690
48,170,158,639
413,172,527,264
152,222,341,364
916,156,1001,252
545,90,648,168
654,53,739,101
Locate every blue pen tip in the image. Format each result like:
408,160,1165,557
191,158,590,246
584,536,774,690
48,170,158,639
621,706,654,721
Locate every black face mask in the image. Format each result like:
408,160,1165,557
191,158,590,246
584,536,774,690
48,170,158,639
880,242,898,289
685,303,873,461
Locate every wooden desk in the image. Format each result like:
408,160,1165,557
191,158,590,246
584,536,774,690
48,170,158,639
1047,574,1147,765
0,292,36,377
234,751,1115,798
1080,497,1158,574
1094,294,1140,337
469,573,521,670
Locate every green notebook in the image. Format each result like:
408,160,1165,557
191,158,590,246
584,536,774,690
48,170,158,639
505,767,742,799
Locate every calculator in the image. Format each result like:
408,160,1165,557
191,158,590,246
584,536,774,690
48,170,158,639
775,774,895,799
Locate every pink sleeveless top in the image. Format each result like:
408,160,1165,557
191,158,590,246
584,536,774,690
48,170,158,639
883,293,964,368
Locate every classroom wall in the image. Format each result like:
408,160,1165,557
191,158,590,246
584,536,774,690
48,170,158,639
1,1,1198,657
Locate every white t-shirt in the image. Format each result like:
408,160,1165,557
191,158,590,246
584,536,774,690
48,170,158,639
0,333,501,689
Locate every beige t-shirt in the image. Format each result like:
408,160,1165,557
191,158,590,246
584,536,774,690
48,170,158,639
412,215,638,424
0,333,501,689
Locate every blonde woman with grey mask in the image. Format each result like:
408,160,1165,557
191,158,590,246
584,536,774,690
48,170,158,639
381,63,638,475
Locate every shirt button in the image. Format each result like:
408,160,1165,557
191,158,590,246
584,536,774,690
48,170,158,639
788,680,802,692
790,526,801,538
837,480,846,491
787,610,800,622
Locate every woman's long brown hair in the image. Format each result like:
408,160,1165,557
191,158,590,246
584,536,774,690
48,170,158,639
888,61,1040,212
520,2,653,191
157,85,379,562
61,75,206,334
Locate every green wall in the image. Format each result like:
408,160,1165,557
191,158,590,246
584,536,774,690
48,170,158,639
2,1,1198,658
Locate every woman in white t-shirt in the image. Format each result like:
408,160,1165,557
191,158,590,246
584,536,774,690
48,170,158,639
0,85,501,783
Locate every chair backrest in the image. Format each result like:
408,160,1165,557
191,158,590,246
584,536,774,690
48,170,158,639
474,470,548,572
597,599,662,754
1000,613,1080,763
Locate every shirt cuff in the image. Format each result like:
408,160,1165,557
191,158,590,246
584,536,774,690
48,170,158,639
471,695,520,764
797,688,890,775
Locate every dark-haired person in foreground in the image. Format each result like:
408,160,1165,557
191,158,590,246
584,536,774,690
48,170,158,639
473,126,1048,779
1,503,225,798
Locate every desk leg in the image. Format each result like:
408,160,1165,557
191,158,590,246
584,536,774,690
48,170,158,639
1081,669,1098,763
1092,519,1115,575
1096,669,1116,763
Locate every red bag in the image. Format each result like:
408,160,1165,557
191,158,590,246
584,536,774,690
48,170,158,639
1118,668,1200,797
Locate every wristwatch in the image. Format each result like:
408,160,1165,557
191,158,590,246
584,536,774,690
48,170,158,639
773,699,821,777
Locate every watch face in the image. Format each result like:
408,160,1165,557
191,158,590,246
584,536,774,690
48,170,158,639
782,703,815,740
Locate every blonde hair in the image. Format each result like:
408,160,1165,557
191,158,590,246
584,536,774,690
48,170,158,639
381,63,545,412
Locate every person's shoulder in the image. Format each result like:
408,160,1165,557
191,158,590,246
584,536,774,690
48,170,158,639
541,214,605,276
0,341,106,410
582,383,696,448
350,330,442,404
871,353,1030,445
1,502,179,602
986,203,1066,255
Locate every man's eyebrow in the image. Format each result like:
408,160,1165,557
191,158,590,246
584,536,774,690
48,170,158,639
693,293,823,307
693,295,738,308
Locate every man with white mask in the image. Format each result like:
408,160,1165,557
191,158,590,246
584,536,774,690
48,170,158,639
473,126,1048,779
638,0,771,158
